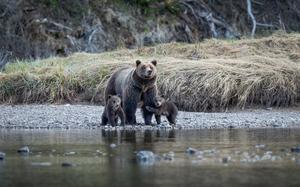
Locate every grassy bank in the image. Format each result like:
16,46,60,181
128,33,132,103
1,32,300,112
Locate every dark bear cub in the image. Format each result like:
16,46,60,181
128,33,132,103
101,95,125,127
145,95,178,125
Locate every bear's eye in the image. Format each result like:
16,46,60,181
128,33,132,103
142,66,146,70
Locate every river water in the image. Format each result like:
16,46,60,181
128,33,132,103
0,129,300,187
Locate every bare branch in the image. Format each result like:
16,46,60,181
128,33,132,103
256,22,274,27
179,0,240,39
30,18,73,31
246,0,257,38
0,51,9,70
0,9,8,18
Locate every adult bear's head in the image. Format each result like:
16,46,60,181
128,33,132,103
135,60,157,79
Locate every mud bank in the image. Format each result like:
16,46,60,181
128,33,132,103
0,105,300,130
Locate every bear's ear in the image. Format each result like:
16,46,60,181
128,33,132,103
108,95,112,99
151,60,157,66
136,60,141,66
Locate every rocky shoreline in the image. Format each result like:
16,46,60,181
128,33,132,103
0,105,300,130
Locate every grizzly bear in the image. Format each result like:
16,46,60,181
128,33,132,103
105,60,158,125
145,95,178,125
101,95,125,126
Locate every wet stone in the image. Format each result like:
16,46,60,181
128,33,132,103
136,151,156,165
110,144,117,148
62,162,77,167
96,150,104,155
17,146,30,154
64,151,76,156
186,147,199,155
291,147,300,153
163,151,175,161
0,152,5,160
31,162,52,167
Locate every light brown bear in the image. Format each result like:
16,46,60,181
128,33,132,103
105,60,158,125
101,95,125,126
146,95,178,125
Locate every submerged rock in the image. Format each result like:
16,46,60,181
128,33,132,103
186,147,199,155
61,162,77,167
64,151,76,156
17,146,30,154
261,151,273,160
291,147,300,153
163,151,175,161
136,151,156,165
0,152,5,160
96,150,106,155
31,162,52,166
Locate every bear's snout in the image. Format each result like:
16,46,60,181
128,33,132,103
147,69,153,76
155,101,161,107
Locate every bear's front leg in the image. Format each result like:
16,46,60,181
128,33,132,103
142,108,154,125
101,112,108,126
117,108,126,126
107,112,117,127
155,114,161,124
145,106,161,124
142,87,157,125
123,88,140,124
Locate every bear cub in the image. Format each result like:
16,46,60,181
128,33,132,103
146,95,178,125
101,95,125,127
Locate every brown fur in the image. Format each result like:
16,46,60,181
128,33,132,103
101,95,125,126
146,95,178,125
105,60,158,125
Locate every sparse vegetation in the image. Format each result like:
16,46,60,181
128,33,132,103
1,33,300,111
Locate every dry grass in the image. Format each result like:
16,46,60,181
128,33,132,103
1,32,300,111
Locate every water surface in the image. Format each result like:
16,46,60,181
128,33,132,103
0,129,300,187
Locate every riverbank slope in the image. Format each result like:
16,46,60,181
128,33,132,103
0,33,300,112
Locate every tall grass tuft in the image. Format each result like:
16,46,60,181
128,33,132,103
0,33,299,111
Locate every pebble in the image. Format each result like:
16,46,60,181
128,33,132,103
64,151,76,156
1,105,300,129
17,146,30,154
222,157,229,163
110,144,117,148
255,144,266,149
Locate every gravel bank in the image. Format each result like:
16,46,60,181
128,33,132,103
0,105,300,130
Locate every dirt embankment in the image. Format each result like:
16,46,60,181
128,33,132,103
0,0,300,60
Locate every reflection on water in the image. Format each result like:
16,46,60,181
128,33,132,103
0,129,300,187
